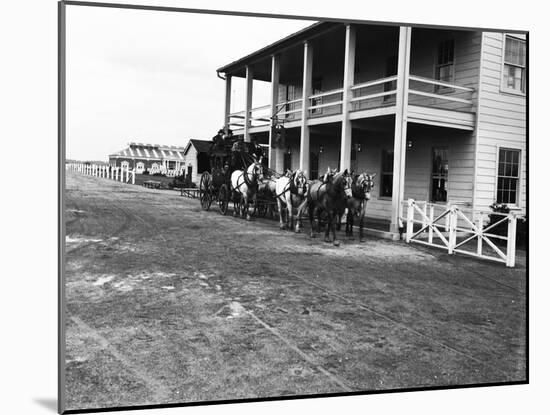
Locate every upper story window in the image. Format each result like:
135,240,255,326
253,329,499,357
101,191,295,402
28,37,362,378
502,35,526,94
435,39,455,91
311,78,323,114
497,148,521,205
284,85,298,119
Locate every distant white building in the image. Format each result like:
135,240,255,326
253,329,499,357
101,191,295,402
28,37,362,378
109,142,186,176
182,139,212,185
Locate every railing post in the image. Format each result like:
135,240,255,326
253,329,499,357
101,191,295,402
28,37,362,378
477,215,484,255
445,202,451,231
132,170,135,185
422,202,428,231
448,206,457,255
428,204,434,244
406,199,414,243
506,213,517,267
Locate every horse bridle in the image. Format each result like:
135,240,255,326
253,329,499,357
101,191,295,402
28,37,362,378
358,174,374,198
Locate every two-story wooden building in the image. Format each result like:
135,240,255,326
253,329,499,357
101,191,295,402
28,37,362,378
216,22,527,233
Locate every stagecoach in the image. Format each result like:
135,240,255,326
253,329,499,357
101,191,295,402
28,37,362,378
199,146,234,215
199,140,273,217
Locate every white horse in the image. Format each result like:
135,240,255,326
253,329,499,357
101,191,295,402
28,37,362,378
274,169,309,231
230,161,264,220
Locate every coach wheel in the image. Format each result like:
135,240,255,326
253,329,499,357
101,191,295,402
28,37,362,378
218,184,229,215
199,173,212,211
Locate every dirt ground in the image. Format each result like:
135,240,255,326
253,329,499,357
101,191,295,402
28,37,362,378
64,172,527,411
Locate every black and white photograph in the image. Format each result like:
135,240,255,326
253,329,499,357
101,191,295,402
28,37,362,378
58,1,531,413
7,1,549,415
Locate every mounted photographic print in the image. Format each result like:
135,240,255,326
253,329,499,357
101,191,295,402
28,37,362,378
59,1,528,413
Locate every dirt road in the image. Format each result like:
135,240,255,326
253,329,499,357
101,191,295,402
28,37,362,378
64,172,527,410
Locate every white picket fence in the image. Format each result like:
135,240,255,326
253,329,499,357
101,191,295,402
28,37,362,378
66,162,136,185
404,199,522,267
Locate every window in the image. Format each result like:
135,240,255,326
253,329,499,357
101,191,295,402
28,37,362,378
497,148,520,204
431,148,449,202
435,39,455,91
283,152,292,172
311,78,323,114
285,85,297,119
380,149,394,197
121,161,129,169
310,152,319,180
383,56,398,101
168,160,176,169
502,35,526,93
350,145,358,173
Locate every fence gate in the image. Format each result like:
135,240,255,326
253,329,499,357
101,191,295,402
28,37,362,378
405,199,519,267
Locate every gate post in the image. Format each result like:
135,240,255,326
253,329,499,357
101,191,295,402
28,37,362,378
428,205,434,244
506,213,517,267
132,170,135,185
406,199,414,243
448,206,457,255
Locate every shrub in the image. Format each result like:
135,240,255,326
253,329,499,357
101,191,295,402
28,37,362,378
486,203,527,248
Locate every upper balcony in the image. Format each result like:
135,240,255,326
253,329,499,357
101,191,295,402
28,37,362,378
219,24,481,135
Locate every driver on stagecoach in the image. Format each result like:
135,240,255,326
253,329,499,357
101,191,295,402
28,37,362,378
210,129,225,153
249,136,264,162
223,128,234,148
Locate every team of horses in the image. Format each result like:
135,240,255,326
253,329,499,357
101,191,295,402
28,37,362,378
229,160,375,246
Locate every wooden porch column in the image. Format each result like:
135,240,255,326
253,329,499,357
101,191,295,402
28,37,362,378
390,26,412,234
300,41,313,174
340,24,356,171
224,75,232,132
269,54,281,170
244,66,254,142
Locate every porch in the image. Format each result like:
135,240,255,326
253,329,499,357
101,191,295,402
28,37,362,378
218,22,482,233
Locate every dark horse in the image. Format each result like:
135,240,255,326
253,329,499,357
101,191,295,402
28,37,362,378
345,173,376,241
305,168,352,246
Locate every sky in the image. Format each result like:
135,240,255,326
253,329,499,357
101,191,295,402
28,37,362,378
66,5,311,161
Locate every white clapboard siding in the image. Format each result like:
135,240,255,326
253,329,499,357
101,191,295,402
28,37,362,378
474,32,527,213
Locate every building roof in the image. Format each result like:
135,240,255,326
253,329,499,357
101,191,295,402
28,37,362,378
216,22,340,76
183,139,212,156
109,142,186,160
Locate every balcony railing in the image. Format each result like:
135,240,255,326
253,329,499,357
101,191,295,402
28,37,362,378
228,74,475,131
307,88,343,117
351,75,398,111
408,75,475,111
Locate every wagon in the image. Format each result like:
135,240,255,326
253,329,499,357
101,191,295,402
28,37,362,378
199,140,278,218
199,147,236,215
